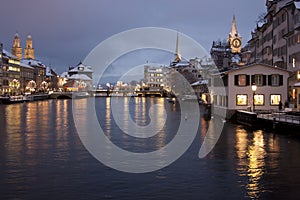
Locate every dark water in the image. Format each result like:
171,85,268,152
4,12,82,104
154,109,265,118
1,98,300,200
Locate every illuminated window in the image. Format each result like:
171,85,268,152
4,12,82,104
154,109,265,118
235,74,249,86
292,89,296,99
236,94,248,106
150,73,154,77
8,66,20,72
254,94,264,106
293,58,296,68
238,75,246,86
270,95,281,105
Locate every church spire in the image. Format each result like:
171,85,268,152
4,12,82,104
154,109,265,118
174,32,181,62
11,32,22,60
228,15,242,54
229,15,239,37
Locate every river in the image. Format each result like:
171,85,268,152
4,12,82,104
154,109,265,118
0,97,300,199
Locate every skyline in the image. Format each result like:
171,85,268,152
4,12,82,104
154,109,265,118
0,0,266,75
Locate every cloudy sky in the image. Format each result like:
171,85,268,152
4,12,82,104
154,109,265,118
0,0,266,79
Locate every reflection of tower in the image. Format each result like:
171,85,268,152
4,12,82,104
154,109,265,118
11,33,22,60
228,15,242,54
24,35,35,59
174,32,181,62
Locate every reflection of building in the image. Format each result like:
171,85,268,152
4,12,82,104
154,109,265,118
60,62,93,91
210,63,290,118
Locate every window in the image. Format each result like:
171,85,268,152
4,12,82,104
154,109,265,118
235,74,250,86
254,94,264,106
252,74,266,86
268,74,283,86
270,95,281,105
236,94,248,106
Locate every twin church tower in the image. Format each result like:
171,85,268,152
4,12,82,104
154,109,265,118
11,33,35,60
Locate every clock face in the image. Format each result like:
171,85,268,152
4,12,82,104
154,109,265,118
232,38,241,48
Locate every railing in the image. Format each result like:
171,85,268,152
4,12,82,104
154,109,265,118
257,112,300,125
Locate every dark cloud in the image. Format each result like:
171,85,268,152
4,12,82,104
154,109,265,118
0,0,265,74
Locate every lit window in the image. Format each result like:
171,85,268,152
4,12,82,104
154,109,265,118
293,58,296,68
270,95,281,105
236,94,248,106
254,94,264,106
238,75,246,86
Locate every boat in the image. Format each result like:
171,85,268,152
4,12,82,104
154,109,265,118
73,92,90,99
7,95,24,104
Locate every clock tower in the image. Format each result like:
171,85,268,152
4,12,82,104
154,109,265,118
228,15,242,54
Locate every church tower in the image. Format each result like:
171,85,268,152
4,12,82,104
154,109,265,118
228,15,242,54
11,33,22,60
24,35,35,59
174,32,182,63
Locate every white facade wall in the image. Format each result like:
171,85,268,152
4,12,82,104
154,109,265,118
211,64,290,113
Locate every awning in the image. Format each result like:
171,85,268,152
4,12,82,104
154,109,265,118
294,82,300,87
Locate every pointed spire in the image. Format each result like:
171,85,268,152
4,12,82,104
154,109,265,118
230,15,239,37
174,32,181,62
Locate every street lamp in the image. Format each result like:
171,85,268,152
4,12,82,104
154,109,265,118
251,84,257,112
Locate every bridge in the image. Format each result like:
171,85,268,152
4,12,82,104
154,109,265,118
92,89,168,97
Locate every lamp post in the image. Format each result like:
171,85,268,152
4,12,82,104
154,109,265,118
251,84,257,112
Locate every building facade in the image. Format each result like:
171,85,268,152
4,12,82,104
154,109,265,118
0,34,58,95
247,0,300,106
210,63,290,118
143,65,169,90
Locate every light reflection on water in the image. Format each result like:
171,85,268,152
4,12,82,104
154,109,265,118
236,128,266,199
0,98,300,199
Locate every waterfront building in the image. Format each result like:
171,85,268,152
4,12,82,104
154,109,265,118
0,34,59,95
0,49,21,95
21,59,46,92
60,62,93,91
143,65,169,90
246,0,300,107
210,63,290,118
19,61,34,93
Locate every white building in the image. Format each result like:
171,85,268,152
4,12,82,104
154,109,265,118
143,65,169,90
60,62,93,91
210,63,291,118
